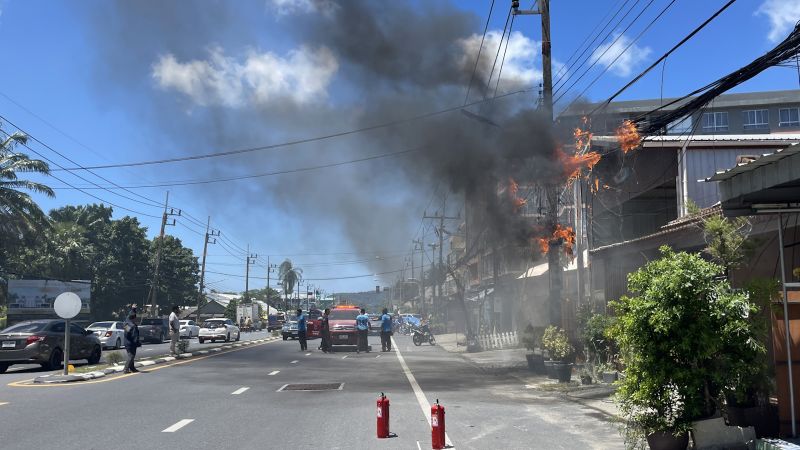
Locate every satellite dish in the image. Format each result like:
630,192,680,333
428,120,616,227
54,292,82,319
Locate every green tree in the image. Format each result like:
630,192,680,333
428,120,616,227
0,132,53,269
152,235,200,314
702,214,753,277
278,259,302,308
224,298,238,321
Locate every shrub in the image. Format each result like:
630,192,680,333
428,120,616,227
542,325,573,361
177,339,190,354
580,313,617,367
520,324,544,352
106,351,125,365
610,246,764,443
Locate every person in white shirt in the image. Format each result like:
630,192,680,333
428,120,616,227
169,306,181,355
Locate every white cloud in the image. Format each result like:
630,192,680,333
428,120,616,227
591,33,651,77
152,46,339,108
267,0,337,16
459,30,543,92
757,0,800,42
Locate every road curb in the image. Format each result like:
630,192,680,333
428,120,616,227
32,336,280,384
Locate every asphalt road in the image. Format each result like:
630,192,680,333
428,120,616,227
0,334,623,449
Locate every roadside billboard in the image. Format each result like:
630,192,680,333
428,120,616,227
7,280,91,315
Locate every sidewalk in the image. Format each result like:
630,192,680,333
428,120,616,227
437,332,621,420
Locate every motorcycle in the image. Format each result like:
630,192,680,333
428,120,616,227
412,325,436,346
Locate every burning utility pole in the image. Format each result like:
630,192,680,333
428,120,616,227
513,0,561,327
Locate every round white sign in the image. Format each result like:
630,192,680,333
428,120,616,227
54,292,82,319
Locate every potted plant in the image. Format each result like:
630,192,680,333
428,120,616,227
543,326,573,383
611,247,765,449
580,311,619,386
580,368,593,385
520,324,545,374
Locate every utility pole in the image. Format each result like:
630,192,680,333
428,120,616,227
427,243,439,318
266,256,277,313
513,0,561,327
148,192,180,317
196,217,219,323
244,245,258,304
413,239,424,314
424,198,459,319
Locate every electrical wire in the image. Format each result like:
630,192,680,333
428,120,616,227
51,88,535,171
464,0,497,105
492,13,515,98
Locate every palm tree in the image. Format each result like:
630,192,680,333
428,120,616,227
0,132,54,242
278,259,302,311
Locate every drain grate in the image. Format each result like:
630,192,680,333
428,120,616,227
277,383,344,392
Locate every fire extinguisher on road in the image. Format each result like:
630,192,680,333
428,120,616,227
431,398,446,449
377,392,390,438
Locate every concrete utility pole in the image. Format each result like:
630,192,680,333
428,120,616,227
427,243,439,318
266,256,277,312
244,245,258,304
413,239,424,314
148,192,181,317
423,198,459,318
513,0,561,327
196,216,219,323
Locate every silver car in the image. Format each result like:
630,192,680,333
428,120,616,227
86,321,126,349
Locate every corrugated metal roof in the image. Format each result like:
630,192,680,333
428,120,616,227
706,143,800,182
592,134,800,148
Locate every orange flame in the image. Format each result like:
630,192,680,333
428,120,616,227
537,224,576,257
559,149,601,181
615,120,641,154
573,116,593,151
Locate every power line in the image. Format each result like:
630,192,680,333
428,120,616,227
50,87,534,171
0,128,161,218
464,0,497,105
50,146,421,189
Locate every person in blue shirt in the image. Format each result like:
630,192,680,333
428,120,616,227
296,308,307,351
380,308,393,352
355,308,370,353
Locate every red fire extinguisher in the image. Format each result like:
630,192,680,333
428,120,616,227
431,399,446,449
377,392,390,438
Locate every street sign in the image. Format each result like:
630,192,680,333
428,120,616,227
54,292,81,319
53,292,82,376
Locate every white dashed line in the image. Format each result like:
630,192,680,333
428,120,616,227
231,387,250,395
268,370,280,376
392,336,454,448
290,360,299,364
305,353,311,356
376,354,381,358
342,355,348,359
162,419,194,433
0,402,8,406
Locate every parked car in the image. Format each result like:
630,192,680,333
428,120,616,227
179,320,200,338
138,317,170,344
369,314,382,336
198,318,240,343
0,320,102,373
86,321,126,349
282,317,298,340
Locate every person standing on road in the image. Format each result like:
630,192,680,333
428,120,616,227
319,308,331,353
296,308,308,351
245,316,252,333
169,305,181,356
123,309,142,374
356,308,370,353
380,308,393,352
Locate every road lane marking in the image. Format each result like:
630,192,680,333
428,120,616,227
376,354,381,358
341,355,348,359
290,360,299,364
391,336,454,448
162,419,194,433
268,370,280,376
231,387,250,395
8,339,281,387
0,402,8,406
305,353,311,356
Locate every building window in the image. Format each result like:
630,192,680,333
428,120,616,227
742,109,769,130
702,112,728,131
667,116,693,135
779,108,800,127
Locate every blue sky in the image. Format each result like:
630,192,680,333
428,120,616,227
0,0,797,295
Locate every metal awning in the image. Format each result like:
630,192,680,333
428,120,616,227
706,143,800,217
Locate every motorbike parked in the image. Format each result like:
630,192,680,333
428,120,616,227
412,324,435,346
